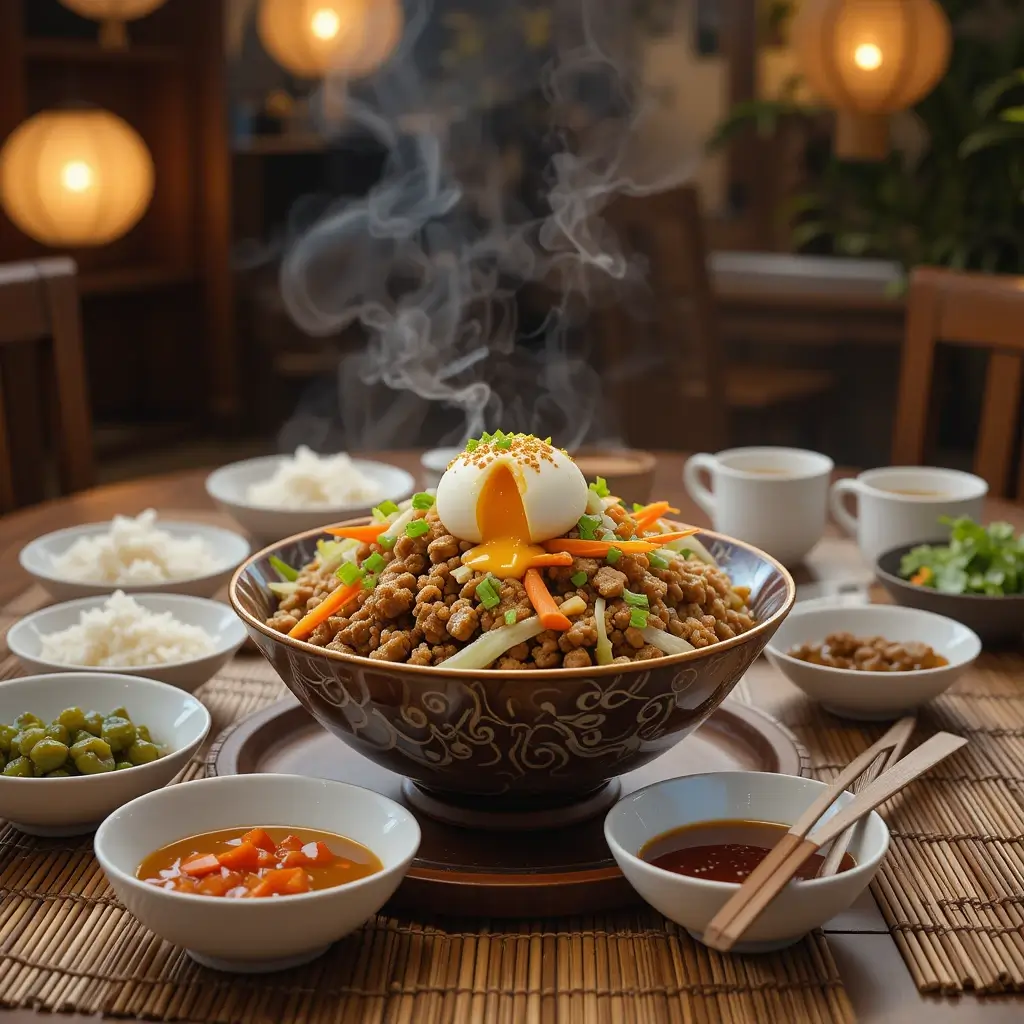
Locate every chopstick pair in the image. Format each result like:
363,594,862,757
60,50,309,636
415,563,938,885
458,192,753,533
701,718,967,953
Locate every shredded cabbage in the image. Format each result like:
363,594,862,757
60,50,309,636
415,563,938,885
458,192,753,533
316,538,357,574
268,581,300,598
662,532,717,567
594,596,613,665
441,616,546,670
585,489,605,515
378,507,417,547
640,625,696,656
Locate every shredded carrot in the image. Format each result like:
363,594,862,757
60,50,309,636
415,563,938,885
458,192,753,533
525,552,574,569
288,582,363,640
543,529,698,558
323,523,387,543
524,568,572,631
910,566,933,586
632,501,680,533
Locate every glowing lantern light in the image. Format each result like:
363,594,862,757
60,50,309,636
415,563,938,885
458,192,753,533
258,0,404,80
0,109,155,248
792,0,952,160
58,0,168,49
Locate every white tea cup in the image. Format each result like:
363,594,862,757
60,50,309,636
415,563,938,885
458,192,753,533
683,447,834,566
829,466,987,564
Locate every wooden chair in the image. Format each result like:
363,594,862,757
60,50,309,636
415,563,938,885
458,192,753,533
891,267,1024,499
0,258,94,511
596,187,835,451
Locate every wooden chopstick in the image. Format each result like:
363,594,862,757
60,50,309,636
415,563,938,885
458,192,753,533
818,718,917,878
695,716,916,944
702,731,967,953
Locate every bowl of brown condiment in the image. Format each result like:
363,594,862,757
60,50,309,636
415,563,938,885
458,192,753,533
604,770,889,953
764,603,980,720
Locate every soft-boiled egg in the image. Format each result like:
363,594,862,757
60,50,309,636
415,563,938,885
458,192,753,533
435,433,589,578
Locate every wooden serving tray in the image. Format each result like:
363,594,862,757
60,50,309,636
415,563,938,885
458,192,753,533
206,697,806,918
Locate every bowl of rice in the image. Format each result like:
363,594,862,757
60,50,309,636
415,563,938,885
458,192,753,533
7,591,247,691
205,447,415,544
19,510,251,601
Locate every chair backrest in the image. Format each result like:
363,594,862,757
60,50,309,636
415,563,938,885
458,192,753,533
891,267,1024,499
595,186,728,451
0,258,94,511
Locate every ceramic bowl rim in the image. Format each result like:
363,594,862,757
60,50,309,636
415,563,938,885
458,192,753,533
701,446,835,482
603,770,890,892
0,671,211,788
19,521,250,589
6,593,248,673
205,455,416,515
94,774,421,907
875,539,1024,604
764,602,982,679
229,521,796,680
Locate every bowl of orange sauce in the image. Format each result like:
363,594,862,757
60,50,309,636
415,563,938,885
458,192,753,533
94,774,420,973
604,771,889,953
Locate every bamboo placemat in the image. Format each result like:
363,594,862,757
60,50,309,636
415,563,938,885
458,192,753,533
750,655,1024,995
0,585,856,1023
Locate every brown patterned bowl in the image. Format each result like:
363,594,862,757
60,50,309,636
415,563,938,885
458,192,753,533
229,525,795,803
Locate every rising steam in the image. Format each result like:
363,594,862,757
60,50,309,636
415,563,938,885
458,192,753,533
279,0,699,451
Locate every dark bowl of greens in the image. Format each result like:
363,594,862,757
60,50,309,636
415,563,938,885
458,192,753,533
875,518,1024,646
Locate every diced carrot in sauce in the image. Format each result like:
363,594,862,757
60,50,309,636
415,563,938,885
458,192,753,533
302,841,336,865
257,850,278,869
241,828,277,853
277,835,303,853
280,849,313,869
179,854,221,878
250,867,311,898
216,842,261,872
198,871,244,897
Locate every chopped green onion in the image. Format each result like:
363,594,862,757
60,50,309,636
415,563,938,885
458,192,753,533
412,492,435,510
577,514,602,540
504,609,517,625
379,499,399,516
378,533,396,550
543,436,552,444
371,507,389,523
362,574,378,590
480,431,492,442
623,589,649,608
648,552,669,570
495,436,512,450
606,547,622,565
363,552,386,573
337,562,365,585
589,476,609,498
493,429,504,440
406,519,431,539
269,556,299,582
466,438,479,452
570,571,588,588
681,548,693,559
633,502,644,512
476,576,501,609
629,607,649,629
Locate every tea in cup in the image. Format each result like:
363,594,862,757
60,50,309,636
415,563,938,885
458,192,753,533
683,447,834,566
829,466,987,563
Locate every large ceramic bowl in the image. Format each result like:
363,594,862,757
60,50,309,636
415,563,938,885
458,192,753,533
876,539,1024,646
229,524,795,804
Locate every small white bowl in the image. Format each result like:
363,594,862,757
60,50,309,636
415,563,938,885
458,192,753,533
604,771,889,953
20,521,250,602
765,603,981,720
95,774,421,973
420,447,461,489
205,455,415,544
7,594,247,693
0,672,210,836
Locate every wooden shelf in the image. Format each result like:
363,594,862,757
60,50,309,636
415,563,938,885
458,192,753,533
24,39,181,65
79,265,197,296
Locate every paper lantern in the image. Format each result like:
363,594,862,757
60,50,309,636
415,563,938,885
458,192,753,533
0,109,155,247
59,0,168,48
792,0,952,160
258,0,404,80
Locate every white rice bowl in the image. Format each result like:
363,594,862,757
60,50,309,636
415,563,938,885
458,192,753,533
245,446,382,510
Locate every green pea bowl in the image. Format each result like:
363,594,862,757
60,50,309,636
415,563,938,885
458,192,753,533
0,672,210,836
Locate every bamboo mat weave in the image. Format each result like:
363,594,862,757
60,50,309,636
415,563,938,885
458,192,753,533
0,586,857,1023
751,655,1024,995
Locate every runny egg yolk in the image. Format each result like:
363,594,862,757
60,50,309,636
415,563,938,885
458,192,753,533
462,464,544,579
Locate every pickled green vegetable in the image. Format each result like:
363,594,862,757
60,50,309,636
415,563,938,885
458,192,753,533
0,707,162,778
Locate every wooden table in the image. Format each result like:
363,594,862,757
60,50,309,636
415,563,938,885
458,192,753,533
0,450,1021,1024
